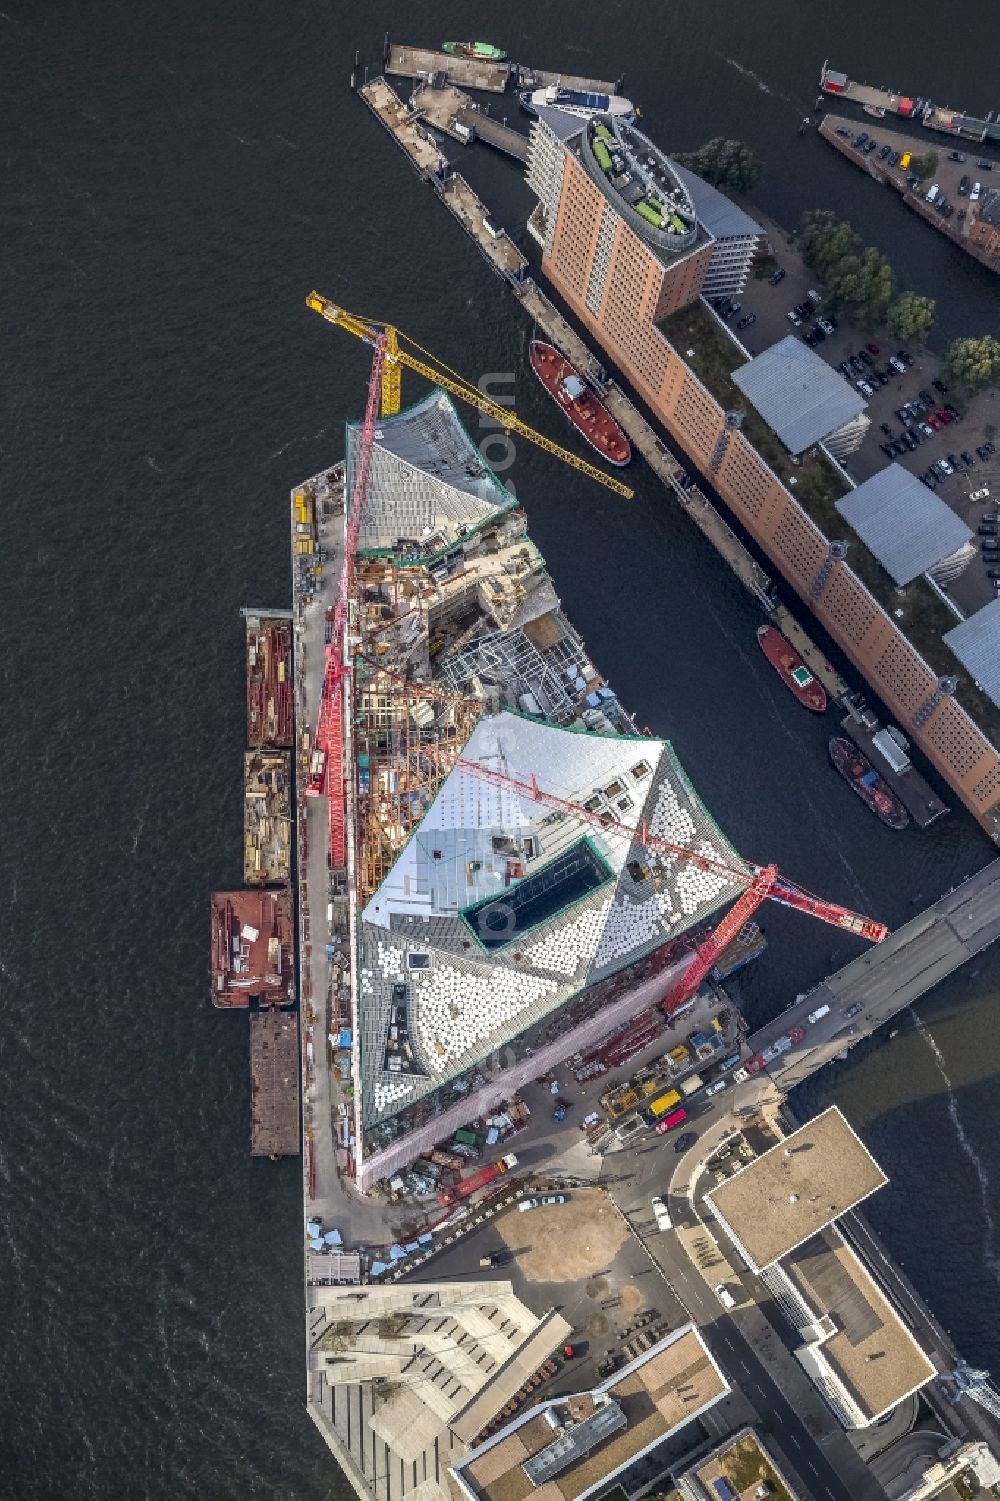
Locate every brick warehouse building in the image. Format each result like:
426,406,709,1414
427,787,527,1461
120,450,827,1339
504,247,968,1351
526,110,1000,839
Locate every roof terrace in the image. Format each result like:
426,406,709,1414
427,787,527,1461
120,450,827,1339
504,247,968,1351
580,117,699,256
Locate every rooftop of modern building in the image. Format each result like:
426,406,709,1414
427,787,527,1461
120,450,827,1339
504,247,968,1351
732,335,868,455
704,1106,888,1271
668,161,762,243
346,390,518,561
451,1326,727,1501
836,464,974,587
784,1228,937,1421
978,190,1000,229
308,1281,570,1501
359,709,749,1128
945,597,1000,711
573,115,707,261
683,1426,802,1501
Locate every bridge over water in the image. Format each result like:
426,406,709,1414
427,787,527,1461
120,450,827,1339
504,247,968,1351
745,857,1000,1092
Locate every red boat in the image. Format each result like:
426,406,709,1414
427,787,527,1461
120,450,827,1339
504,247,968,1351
829,737,910,830
757,625,827,713
528,341,631,467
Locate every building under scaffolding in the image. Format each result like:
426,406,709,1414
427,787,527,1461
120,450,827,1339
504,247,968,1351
293,391,752,1189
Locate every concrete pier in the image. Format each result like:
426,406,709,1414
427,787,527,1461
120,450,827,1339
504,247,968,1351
517,65,619,96
386,42,509,93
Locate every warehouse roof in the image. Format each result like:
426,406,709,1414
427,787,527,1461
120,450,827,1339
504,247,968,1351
944,597,1000,709
836,465,974,586
732,336,866,454
704,1107,888,1270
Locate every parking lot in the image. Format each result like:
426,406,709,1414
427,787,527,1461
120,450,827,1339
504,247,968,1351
720,215,1000,616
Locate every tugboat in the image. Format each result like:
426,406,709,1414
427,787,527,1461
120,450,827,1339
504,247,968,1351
757,625,827,712
442,41,506,60
528,341,631,467
829,737,909,829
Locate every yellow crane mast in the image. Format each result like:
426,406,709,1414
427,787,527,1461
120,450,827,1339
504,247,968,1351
306,293,634,500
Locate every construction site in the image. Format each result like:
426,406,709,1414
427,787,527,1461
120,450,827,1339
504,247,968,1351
209,617,300,1156
292,297,888,1199
243,748,291,884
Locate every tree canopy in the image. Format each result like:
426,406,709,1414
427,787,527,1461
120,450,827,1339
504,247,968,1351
886,292,936,343
673,137,763,193
945,336,1000,394
798,211,893,317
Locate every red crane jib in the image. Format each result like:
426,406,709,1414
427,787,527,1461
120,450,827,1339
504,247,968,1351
315,333,387,868
449,756,888,1011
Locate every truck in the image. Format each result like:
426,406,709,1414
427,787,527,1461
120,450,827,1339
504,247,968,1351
454,1127,485,1151
646,1088,682,1121
678,1072,705,1098
437,1154,518,1207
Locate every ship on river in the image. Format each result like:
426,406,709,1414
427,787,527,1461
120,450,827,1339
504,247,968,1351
830,736,910,830
528,340,631,467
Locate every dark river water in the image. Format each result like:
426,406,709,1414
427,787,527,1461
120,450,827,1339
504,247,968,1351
2,1,999,1495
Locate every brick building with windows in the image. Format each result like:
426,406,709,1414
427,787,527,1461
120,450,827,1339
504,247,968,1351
525,109,1000,840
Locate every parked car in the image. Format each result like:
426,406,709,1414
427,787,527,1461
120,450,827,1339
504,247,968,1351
962,451,976,467
704,1079,728,1098
933,378,948,393
880,422,893,436
818,317,836,335
540,1194,566,1206
889,150,900,166
674,1131,698,1153
715,1284,737,1310
979,524,998,536
769,267,786,285
844,1002,863,1019
987,569,1000,579
651,1195,672,1231
787,309,802,327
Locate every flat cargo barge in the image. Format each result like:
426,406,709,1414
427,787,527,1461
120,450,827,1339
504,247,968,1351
244,749,292,884
250,1009,300,1157
820,60,1000,148
245,611,293,748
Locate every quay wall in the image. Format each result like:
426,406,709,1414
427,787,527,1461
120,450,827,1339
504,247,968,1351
818,119,1000,277
540,151,1000,841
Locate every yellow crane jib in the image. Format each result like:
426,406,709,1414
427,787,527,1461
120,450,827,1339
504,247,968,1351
305,292,634,500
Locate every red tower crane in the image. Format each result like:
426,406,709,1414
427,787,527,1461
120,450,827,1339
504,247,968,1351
450,756,888,1013
307,331,387,868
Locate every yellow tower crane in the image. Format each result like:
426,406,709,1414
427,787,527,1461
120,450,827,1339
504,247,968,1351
306,292,634,500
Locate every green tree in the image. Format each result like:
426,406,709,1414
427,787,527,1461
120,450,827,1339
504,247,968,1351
799,211,862,279
909,150,938,180
827,245,894,318
945,335,1000,394
886,292,936,343
673,137,763,193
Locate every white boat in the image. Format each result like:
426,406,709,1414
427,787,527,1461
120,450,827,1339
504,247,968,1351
863,104,886,118
520,84,635,122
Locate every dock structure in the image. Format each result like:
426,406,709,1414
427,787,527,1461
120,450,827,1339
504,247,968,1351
517,64,620,96
250,1009,300,1157
243,748,291,885
211,888,295,1009
361,79,528,283
455,107,528,163
385,42,509,94
820,60,1000,147
410,83,529,162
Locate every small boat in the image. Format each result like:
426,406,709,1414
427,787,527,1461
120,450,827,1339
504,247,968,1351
528,341,631,467
519,85,635,122
863,104,886,117
829,737,909,830
442,41,506,61
757,625,827,712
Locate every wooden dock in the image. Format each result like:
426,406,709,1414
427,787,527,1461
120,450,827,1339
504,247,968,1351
410,82,530,162
517,65,619,96
361,79,528,283
456,107,528,163
386,42,509,93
